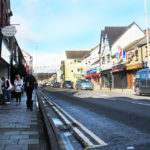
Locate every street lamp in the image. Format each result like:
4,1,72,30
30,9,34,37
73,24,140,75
144,0,150,68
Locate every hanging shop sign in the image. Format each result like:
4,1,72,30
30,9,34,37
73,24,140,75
126,63,142,70
1,26,17,37
112,64,125,72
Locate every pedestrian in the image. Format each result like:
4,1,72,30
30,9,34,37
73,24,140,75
24,71,36,111
1,77,13,104
0,78,3,103
14,75,23,105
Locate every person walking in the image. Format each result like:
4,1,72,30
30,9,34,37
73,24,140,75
24,71,36,111
14,75,23,105
1,77,13,104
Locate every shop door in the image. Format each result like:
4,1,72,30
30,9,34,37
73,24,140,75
127,72,133,89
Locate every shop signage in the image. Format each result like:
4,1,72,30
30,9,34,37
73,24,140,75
1,26,17,37
126,63,142,70
112,64,125,72
87,68,97,75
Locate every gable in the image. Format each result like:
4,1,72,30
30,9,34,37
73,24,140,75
111,23,145,56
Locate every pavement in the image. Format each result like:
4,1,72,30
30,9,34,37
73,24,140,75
0,90,50,150
94,87,134,95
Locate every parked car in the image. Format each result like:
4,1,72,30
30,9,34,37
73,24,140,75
62,81,73,89
46,82,51,86
53,82,61,88
76,79,93,90
134,69,150,95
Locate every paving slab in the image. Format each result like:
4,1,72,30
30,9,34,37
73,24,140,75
0,90,50,150
5,145,28,150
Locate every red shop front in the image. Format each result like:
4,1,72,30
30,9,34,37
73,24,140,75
85,73,100,87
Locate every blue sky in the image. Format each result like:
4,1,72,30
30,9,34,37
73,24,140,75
11,0,150,67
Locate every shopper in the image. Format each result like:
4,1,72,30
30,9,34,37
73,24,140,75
14,75,23,105
24,71,36,111
1,77,13,104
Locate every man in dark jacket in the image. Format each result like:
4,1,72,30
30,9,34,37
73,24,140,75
24,71,36,110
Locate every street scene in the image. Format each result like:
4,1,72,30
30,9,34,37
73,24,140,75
41,87,150,150
1,0,150,150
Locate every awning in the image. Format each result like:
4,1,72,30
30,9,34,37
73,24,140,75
85,73,100,78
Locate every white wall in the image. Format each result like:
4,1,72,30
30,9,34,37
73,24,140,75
84,45,100,74
112,24,145,56
100,34,112,71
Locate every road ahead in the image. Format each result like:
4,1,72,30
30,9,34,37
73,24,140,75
43,87,150,150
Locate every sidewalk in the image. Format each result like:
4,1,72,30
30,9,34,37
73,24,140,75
94,87,134,95
0,91,49,150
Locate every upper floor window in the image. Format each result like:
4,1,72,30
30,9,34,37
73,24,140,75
145,46,148,57
107,54,110,62
135,50,138,61
102,57,105,64
77,60,81,63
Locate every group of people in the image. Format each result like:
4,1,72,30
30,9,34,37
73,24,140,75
0,71,37,111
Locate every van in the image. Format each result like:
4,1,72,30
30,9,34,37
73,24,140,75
134,69,150,95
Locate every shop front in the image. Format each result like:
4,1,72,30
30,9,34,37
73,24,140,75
126,63,146,89
112,64,127,89
100,70,112,89
0,42,11,78
85,68,100,88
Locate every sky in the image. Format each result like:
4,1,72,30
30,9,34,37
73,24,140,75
11,0,150,72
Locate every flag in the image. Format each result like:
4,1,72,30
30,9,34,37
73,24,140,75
123,50,126,60
118,46,122,58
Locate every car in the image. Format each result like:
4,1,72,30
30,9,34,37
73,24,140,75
46,82,51,86
53,82,61,88
76,79,93,90
62,81,73,89
134,69,150,95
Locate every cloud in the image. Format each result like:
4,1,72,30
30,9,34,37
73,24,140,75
32,52,65,67
11,15,41,45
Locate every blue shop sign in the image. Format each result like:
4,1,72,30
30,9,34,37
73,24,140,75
142,62,148,68
87,68,97,75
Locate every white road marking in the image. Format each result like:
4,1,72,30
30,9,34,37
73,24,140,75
104,98,117,101
131,101,150,106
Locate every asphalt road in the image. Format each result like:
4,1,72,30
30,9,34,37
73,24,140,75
43,87,150,150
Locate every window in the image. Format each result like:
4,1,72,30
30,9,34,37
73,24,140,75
107,54,110,62
145,46,148,57
148,71,150,79
135,72,140,79
102,57,105,64
141,71,147,80
135,50,138,61
77,60,81,63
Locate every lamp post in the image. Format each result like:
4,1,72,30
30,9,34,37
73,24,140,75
144,0,150,68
